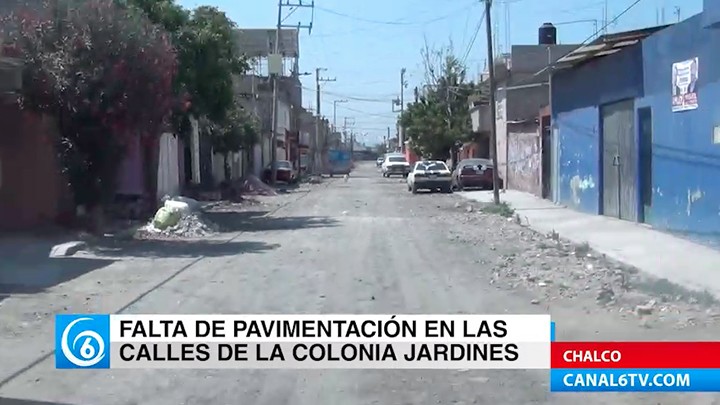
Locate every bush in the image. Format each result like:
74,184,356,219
2,0,177,208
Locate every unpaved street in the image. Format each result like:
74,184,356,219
1,162,719,405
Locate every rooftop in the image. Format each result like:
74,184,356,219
554,25,672,70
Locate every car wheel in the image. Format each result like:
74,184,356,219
443,185,453,194
411,183,418,194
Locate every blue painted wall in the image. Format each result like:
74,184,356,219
703,0,720,28
551,45,644,214
638,14,720,245
555,107,599,213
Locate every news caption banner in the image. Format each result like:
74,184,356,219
551,341,720,392
55,314,550,369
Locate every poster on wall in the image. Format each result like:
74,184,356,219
672,57,699,112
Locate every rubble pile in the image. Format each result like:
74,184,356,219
439,199,720,328
136,196,219,239
241,175,278,196
137,212,218,239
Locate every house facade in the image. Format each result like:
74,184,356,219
549,0,720,245
471,40,579,197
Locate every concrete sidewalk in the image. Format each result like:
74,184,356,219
460,190,720,297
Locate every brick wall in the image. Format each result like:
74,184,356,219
0,104,72,230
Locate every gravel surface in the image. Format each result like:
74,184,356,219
431,196,720,331
0,163,718,404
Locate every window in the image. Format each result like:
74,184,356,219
388,156,406,163
415,162,448,171
270,161,292,169
461,159,492,169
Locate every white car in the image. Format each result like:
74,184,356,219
382,154,411,177
407,160,453,194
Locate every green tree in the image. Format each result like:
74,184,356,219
400,43,475,159
125,0,249,130
201,102,258,179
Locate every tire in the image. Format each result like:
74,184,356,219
411,183,418,194
443,185,453,194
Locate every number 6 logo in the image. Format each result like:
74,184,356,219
61,317,106,367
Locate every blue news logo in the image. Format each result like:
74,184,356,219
55,314,110,369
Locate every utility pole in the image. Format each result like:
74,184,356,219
484,0,501,204
399,68,406,151
270,0,313,184
342,116,354,148
391,68,407,152
333,99,347,133
313,67,335,174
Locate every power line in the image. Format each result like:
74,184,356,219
301,86,393,103
556,0,645,57
314,1,479,26
460,7,487,66
335,104,398,118
510,0,647,88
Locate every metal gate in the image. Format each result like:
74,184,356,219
601,99,638,221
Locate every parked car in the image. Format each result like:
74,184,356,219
451,158,502,190
382,154,411,177
407,160,453,194
262,160,297,184
376,156,384,167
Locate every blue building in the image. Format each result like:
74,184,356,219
549,0,720,246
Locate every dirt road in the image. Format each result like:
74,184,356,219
0,162,718,404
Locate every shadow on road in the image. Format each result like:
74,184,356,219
204,211,339,233
0,398,76,405
0,239,114,305
86,239,279,259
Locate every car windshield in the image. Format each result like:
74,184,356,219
272,161,292,169
461,160,492,169
388,156,406,163
415,162,447,171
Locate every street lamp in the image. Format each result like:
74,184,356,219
333,99,347,132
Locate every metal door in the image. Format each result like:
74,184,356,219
601,99,638,221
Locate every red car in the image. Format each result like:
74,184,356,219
262,160,297,184
451,158,503,190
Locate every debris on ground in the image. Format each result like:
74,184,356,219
137,195,218,238
137,212,218,239
436,197,720,329
306,175,323,184
241,175,278,196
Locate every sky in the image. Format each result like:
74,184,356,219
177,0,703,146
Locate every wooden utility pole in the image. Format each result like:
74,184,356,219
484,0,501,204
